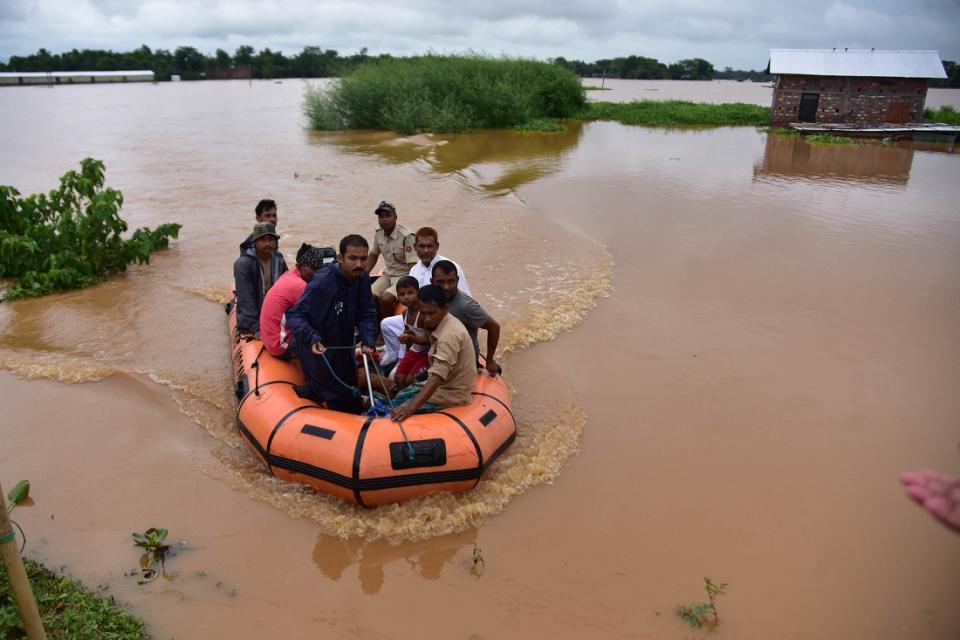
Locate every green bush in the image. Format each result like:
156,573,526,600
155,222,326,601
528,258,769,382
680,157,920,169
1,158,181,300
304,54,587,134
579,100,771,127
923,105,960,125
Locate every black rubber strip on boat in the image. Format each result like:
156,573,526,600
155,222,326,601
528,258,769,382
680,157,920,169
352,417,374,507
437,412,483,468
471,391,516,427
236,418,269,467
302,424,335,440
266,405,316,457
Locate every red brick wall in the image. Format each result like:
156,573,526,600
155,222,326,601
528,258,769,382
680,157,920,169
771,75,928,126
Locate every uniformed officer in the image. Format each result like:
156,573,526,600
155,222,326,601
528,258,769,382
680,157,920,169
364,200,418,317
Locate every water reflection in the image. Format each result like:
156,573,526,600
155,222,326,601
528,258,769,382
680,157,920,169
313,528,478,595
754,134,918,187
309,122,585,196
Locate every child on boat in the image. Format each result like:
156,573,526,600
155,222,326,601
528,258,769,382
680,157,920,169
393,276,430,390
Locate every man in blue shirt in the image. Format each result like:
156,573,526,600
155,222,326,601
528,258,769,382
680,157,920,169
285,234,378,414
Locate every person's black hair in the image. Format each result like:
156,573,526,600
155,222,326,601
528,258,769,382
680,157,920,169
396,275,419,292
339,233,369,255
255,199,277,216
431,259,458,278
418,284,448,307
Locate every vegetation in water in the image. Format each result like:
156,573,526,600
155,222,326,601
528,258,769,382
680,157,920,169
583,85,612,91
511,118,566,132
0,159,181,300
304,55,586,134
806,133,855,145
579,100,771,127
923,105,960,125
0,559,150,639
760,126,801,136
676,577,729,629
132,527,171,584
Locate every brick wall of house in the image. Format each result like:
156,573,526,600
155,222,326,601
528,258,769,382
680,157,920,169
771,75,928,126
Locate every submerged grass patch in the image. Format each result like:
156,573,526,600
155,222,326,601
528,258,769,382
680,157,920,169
511,118,566,132
1,559,150,639
806,133,855,145
923,105,960,125
579,100,771,127
304,55,586,134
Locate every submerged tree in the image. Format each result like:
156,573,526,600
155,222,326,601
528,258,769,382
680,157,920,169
0,159,181,299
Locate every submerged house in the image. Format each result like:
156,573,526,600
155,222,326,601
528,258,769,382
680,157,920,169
768,49,946,126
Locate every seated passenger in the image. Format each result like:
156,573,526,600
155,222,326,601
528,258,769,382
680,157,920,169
431,260,501,376
234,222,288,337
380,227,471,366
391,285,478,421
239,199,279,253
392,276,430,390
259,244,326,359
285,234,377,414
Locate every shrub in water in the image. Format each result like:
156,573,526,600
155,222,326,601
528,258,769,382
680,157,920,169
304,54,586,134
0,158,181,299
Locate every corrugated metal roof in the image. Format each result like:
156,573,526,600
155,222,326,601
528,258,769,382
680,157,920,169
0,70,154,78
769,49,946,78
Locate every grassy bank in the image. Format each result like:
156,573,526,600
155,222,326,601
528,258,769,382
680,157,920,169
1,558,149,639
305,55,586,134
579,100,771,127
924,105,960,125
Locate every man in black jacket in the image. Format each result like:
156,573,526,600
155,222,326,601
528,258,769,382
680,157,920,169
285,234,378,413
233,222,288,336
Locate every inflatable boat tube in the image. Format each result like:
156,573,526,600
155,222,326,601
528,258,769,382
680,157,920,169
226,299,517,506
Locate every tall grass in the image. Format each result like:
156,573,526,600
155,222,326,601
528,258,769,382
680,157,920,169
304,55,586,134
923,105,960,125
579,100,771,127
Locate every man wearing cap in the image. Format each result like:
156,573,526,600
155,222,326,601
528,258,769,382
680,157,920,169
239,199,279,253
259,244,326,359
364,200,418,318
233,221,288,337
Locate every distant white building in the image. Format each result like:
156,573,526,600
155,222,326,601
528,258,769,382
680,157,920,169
0,70,155,86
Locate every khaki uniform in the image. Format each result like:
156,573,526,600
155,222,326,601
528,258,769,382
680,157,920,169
370,223,417,296
426,313,477,407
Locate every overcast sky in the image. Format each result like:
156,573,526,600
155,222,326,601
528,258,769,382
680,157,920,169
2,0,959,69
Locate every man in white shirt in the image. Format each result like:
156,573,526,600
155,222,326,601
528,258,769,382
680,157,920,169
407,227,471,295
380,226,471,368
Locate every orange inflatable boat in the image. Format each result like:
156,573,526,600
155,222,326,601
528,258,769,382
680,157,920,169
225,300,516,506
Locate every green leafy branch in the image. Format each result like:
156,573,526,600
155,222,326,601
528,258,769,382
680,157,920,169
677,577,729,629
1,158,181,300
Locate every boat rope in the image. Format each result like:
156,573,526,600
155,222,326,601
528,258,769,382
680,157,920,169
251,346,266,397
369,357,416,460
318,348,361,397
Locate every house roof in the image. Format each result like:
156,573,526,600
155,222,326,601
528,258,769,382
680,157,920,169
769,49,946,79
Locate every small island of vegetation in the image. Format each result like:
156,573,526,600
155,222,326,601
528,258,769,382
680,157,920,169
304,55,587,134
1,159,181,300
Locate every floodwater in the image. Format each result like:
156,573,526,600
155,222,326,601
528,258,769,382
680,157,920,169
1,79,959,639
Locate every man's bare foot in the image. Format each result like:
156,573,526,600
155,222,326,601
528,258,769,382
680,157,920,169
901,470,960,534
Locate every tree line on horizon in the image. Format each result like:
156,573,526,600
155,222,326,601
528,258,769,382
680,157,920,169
1,45,767,82
2,45,957,87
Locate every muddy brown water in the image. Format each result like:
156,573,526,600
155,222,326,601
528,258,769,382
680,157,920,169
1,80,959,639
